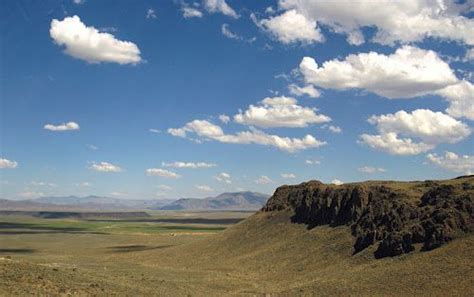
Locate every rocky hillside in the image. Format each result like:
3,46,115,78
263,176,473,258
160,192,270,211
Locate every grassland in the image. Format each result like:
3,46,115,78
0,208,473,296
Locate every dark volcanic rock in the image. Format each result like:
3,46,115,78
262,177,474,259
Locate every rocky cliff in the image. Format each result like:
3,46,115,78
262,176,473,258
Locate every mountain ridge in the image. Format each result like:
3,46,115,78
160,191,270,210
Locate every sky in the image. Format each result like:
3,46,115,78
0,0,473,200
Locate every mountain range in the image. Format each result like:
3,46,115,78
159,192,270,210
0,192,270,211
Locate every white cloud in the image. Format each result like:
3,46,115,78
277,0,474,46
426,151,474,174
221,23,240,40
215,172,232,184
50,15,141,64
156,185,172,191
219,114,230,124
255,175,273,184
168,119,327,153
288,84,320,98
203,0,239,18
146,8,157,19
465,48,474,61
367,109,470,144
358,166,386,174
182,6,203,18
256,9,323,44
73,0,85,4
149,128,161,133
265,6,276,14
75,182,92,187
234,96,331,128
0,158,18,169
325,125,342,134
89,161,123,173
360,132,435,156
331,179,343,185
196,185,213,192
300,46,457,99
44,121,80,131
110,192,125,197
146,168,181,179
161,161,216,169
436,80,474,120
299,46,474,120
305,159,320,165
281,173,296,179
87,144,98,150
360,109,470,155
30,181,57,187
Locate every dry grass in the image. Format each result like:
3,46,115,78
0,208,472,296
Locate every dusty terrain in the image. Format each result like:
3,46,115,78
1,177,473,296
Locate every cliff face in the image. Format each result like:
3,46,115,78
263,177,474,258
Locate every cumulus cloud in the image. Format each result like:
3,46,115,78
215,172,232,184
299,46,474,120
281,173,296,179
322,125,342,134
50,15,141,64
358,166,386,174
367,109,470,144
234,96,331,128
256,9,323,44
288,84,320,98
75,182,92,187
275,0,474,46
219,114,230,124
146,168,181,178
168,119,326,153
182,5,203,18
161,161,216,168
0,158,18,169
203,0,239,18
89,161,123,172
146,8,157,19
305,159,320,165
436,80,474,120
44,121,80,131
360,132,435,156
196,185,213,192
299,46,457,99
426,151,474,174
331,179,343,185
255,175,273,184
359,109,470,155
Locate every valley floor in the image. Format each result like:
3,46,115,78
0,211,473,296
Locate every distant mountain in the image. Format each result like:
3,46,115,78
159,192,270,211
0,196,174,211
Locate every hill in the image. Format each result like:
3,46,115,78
159,191,270,210
0,196,174,211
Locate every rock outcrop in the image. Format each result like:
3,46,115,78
262,177,474,258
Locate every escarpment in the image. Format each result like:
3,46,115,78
262,177,474,258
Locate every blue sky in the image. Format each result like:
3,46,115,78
1,0,473,200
